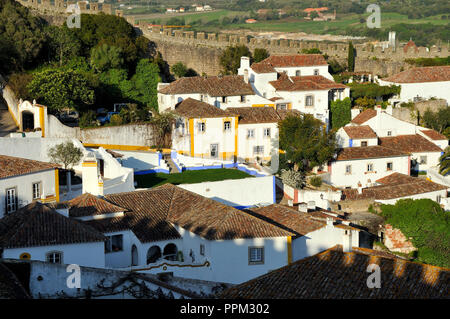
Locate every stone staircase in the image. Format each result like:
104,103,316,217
163,154,181,174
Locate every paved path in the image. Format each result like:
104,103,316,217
0,99,17,137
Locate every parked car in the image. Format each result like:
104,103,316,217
97,111,119,125
58,110,79,123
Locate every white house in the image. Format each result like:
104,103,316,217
326,146,410,188
172,98,238,160
62,184,362,284
0,201,106,268
336,125,378,148
226,107,284,163
237,55,350,127
378,66,450,103
342,172,448,206
157,75,275,112
0,155,60,218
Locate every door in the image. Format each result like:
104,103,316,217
131,245,138,266
210,144,218,158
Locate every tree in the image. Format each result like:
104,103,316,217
330,97,352,129
422,107,450,134
301,48,322,54
48,141,83,170
280,169,305,189
279,114,337,173
171,62,188,78
129,59,161,111
347,42,355,72
150,111,176,148
90,43,124,73
309,11,319,19
438,147,450,176
45,25,81,67
220,45,252,75
8,72,33,100
253,48,269,63
27,69,95,113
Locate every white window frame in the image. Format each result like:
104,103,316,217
295,70,301,76
247,129,255,139
419,156,427,164
314,69,319,75
198,122,206,133
263,128,271,137
367,163,374,172
387,162,393,171
345,165,352,174
361,141,368,147
200,244,205,256
5,187,17,214
253,146,264,155
46,251,63,264
105,234,124,253
248,247,264,265
305,95,314,107
224,121,231,131
32,181,42,200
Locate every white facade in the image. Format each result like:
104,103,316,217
378,79,450,103
336,128,378,148
328,155,410,188
236,122,278,162
3,242,105,268
0,168,58,218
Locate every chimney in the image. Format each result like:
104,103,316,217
343,229,352,252
287,199,293,207
298,203,308,213
240,56,250,69
326,217,333,227
82,152,102,196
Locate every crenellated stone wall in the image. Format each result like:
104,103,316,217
15,0,116,15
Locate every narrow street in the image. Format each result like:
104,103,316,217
0,98,17,137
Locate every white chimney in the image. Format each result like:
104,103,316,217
298,203,308,213
287,199,293,207
240,56,250,69
307,201,316,211
82,152,102,196
343,230,352,252
326,217,333,227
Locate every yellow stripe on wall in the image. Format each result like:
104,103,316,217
287,236,292,265
189,118,195,157
54,168,59,202
234,117,238,159
39,106,45,137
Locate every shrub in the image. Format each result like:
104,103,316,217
110,114,123,126
309,175,322,187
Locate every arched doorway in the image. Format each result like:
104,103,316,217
131,245,138,266
146,245,162,264
163,243,178,261
21,111,34,131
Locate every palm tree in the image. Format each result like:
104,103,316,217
439,146,450,176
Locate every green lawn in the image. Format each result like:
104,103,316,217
134,168,253,188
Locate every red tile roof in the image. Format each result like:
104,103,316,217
261,54,328,67
158,75,254,96
0,155,60,179
351,109,377,124
67,193,127,218
382,66,450,83
250,62,276,73
0,202,106,249
174,98,232,118
335,146,408,161
343,125,377,139
420,129,448,141
342,173,448,200
85,184,295,243
247,204,326,237
219,245,450,299
379,134,443,153
270,73,347,92
403,40,418,53
227,107,280,124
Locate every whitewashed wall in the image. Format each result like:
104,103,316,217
379,79,450,103
237,122,278,162
330,155,410,188
180,176,275,208
3,242,105,268
375,189,448,205
0,169,56,218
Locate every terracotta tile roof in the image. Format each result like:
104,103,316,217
351,109,377,124
251,62,276,73
270,74,347,91
335,146,408,161
247,204,326,237
67,193,127,218
0,155,60,179
382,66,450,83
343,125,377,139
0,202,106,249
403,40,418,53
219,245,450,299
85,184,295,243
379,134,443,153
0,263,30,299
342,173,448,200
421,129,448,141
158,75,255,96
227,107,281,124
276,109,302,120
261,54,328,67
174,98,232,119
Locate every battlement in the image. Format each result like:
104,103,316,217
15,0,114,15
141,24,449,60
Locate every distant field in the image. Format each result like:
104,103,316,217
133,9,449,34
134,168,253,188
